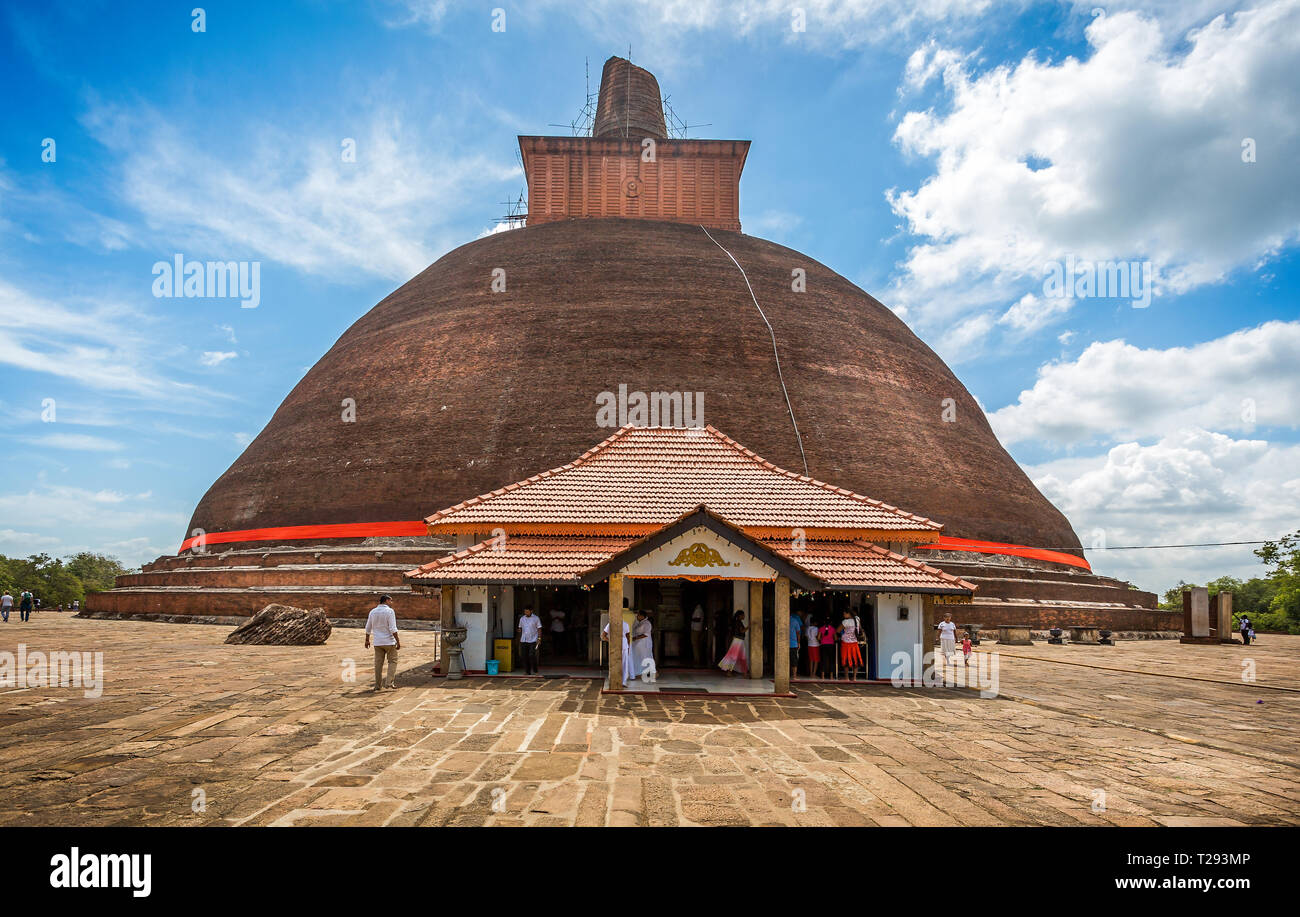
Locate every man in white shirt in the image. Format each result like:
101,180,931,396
518,605,542,675
364,594,401,690
0,592,11,623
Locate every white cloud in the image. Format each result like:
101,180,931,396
934,311,997,357
998,292,1073,334
0,278,211,401
746,210,804,238
901,39,968,91
18,433,124,452
0,529,63,552
82,105,521,283
200,351,238,367
887,1,1300,342
990,320,1300,446
1026,429,1300,591
386,0,1003,61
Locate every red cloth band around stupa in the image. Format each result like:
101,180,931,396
912,536,1091,571
178,523,1090,571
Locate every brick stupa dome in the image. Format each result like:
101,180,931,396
88,56,1167,631
187,217,1082,556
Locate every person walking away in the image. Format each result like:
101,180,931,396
717,610,749,676
19,590,33,623
938,612,958,663
818,618,837,678
601,614,635,687
518,605,542,675
364,594,400,690
1,591,11,623
838,608,863,682
804,616,820,678
789,609,802,680
1239,614,1252,645
689,603,705,666
630,609,655,682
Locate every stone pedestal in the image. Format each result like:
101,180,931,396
1181,586,1218,644
996,625,1033,646
442,625,468,679
1068,626,1100,645
1216,593,1235,644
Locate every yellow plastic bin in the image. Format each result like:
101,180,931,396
494,639,514,673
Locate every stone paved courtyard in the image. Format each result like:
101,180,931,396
1,615,1297,826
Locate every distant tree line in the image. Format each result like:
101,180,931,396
1159,530,1300,634
0,552,135,608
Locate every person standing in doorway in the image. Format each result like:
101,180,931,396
364,594,400,691
689,603,705,666
789,609,802,680
548,606,567,656
602,614,635,687
804,615,820,678
938,612,958,663
630,609,655,683
718,610,748,676
1,591,11,623
838,608,863,682
518,605,542,675
818,617,837,679
18,590,33,623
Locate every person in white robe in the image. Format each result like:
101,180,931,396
601,616,635,686
630,610,655,683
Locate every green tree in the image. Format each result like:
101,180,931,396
1256,531,1300,630
1160,580,1198,610
64,552,131,593
2,554,81,607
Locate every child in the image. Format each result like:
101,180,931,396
818,619,837,678
961,632,972,664
805,616,821,678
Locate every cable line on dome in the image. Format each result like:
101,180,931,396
700,225,809,477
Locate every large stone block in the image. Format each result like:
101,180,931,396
224,603,332,645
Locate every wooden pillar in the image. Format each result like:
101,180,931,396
607,575,624,691
748,580,764,679
774,576,790,693
439,584,455,672
921,596,937,666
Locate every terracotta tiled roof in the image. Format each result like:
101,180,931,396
407,535,638,584
406,527,973,595
762,538,976,593
424,426,942,537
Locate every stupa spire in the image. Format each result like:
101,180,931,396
592,56,668,139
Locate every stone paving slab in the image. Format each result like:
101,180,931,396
0,616,1296,826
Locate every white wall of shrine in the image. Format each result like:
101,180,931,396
873,592,924,677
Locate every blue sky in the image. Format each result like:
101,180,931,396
1,0,1297,593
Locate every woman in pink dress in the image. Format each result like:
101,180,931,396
717,610,749,676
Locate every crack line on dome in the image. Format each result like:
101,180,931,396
699,225,809,477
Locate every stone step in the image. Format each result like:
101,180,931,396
118,563,427,589
84,586,440,620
